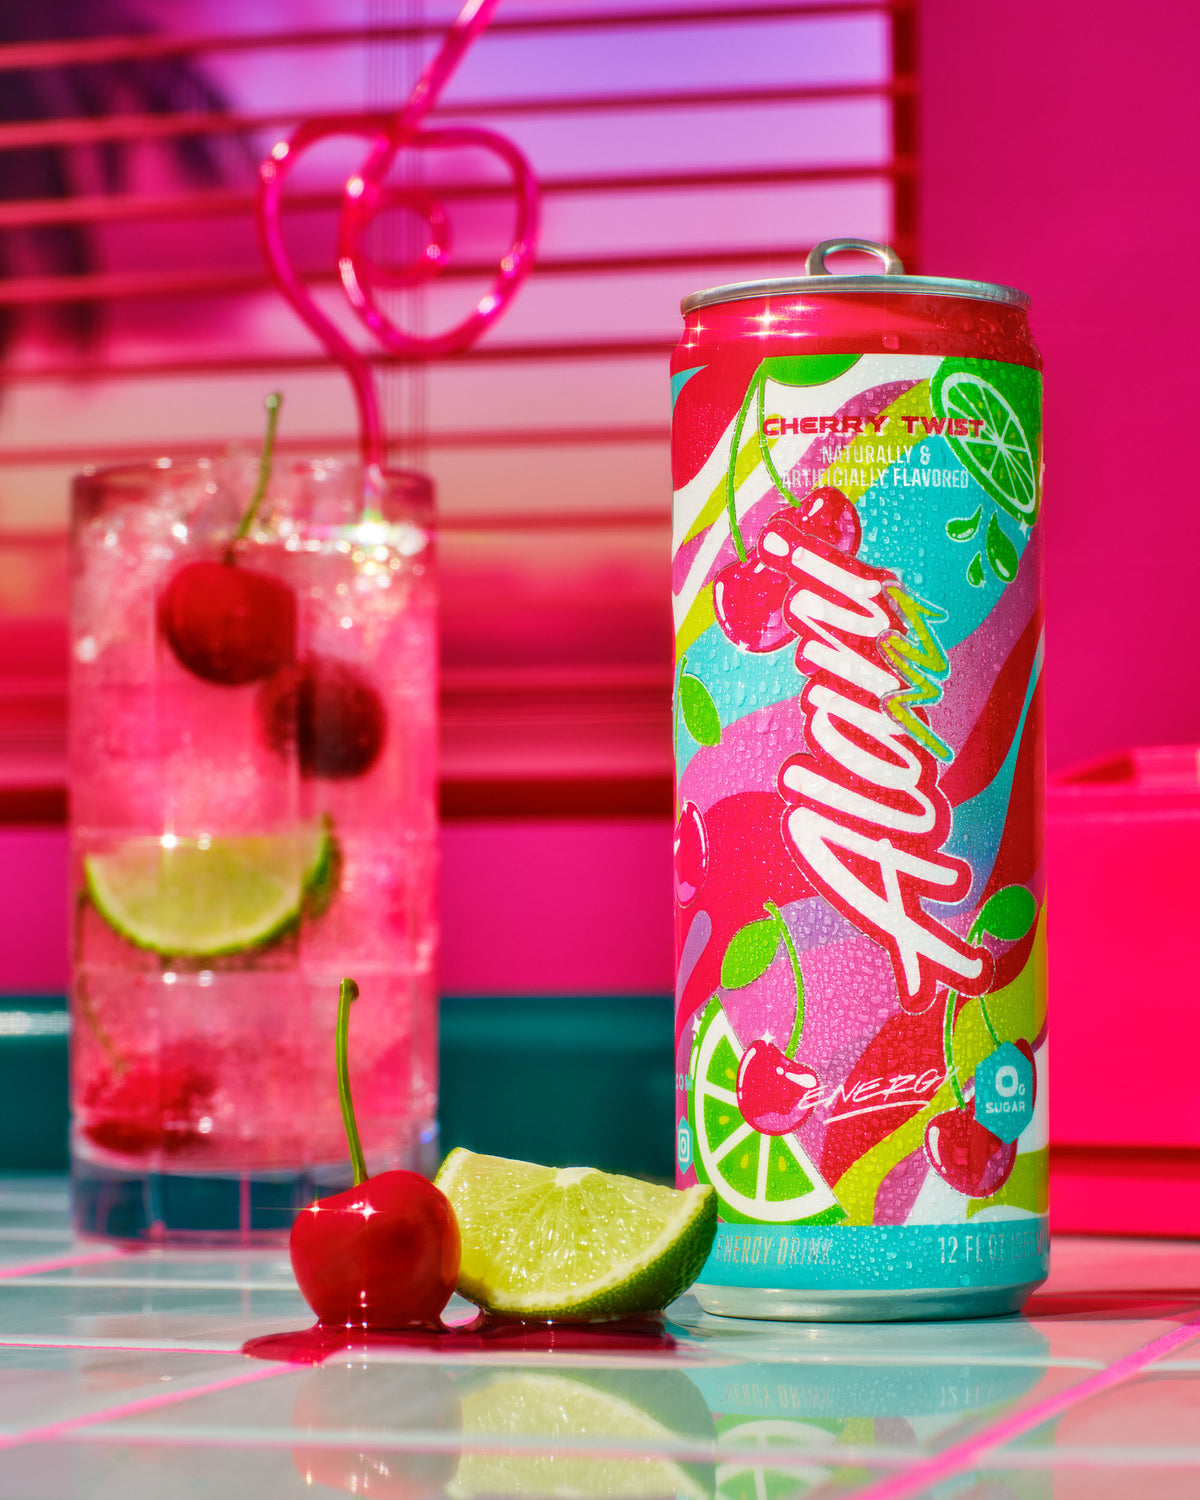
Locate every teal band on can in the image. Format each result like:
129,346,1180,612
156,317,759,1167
700,1219,1050,1292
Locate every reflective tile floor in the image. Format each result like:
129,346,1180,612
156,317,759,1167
0,1177,1196,1498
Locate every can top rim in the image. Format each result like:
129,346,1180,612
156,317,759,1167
681,273,1030,315
680,239,1030,316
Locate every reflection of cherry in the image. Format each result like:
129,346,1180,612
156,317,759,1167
924,1108,1016,1197
259,657,387,779
289,981,461,1328
736,1040,819,1136
82,1042,218,1157
713,557,796,652
673,802,709,906
292,1361,461,1497
789,485,861,553
159,560,296,686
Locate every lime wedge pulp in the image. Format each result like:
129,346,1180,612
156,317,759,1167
434,1148,717,1320
85,825,334,957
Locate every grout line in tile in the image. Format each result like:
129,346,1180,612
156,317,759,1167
21,1275,305,1291
0,1332,1113,1375
68,1420,915,1470
0,1337,250,1355
0,1229,77,1243
0,1249,122,1279
0,1336,718,1367
675,1349,1110,1370
843,1308,1200,1500
29,1427,1200,1472
996,1444,1200,1467
0,1361,292,1453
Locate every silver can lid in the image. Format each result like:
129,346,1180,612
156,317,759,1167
680,239,1030,314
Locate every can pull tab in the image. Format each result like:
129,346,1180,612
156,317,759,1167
806,239,905,276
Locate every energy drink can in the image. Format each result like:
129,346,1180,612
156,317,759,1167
672,240,1046,1319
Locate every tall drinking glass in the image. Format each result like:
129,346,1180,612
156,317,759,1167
69,458,437,1242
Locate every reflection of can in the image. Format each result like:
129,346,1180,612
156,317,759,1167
671,240,1047,1319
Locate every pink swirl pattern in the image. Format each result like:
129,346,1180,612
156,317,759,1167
257,0,539,472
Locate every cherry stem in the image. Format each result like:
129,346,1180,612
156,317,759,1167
943,986,967,1109
725,376,762,563
941,917,1000,1111
755,377,800,507
672,654,687,819
764,900,805,1057
967,916,1001,1047
226,391,283,561
335,977,368,1187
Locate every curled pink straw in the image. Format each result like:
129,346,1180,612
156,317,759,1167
256,0,539,477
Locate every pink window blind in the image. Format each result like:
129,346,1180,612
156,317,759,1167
0,0,913,819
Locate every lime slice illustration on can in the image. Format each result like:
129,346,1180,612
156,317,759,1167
689,999,843,1226
932,364,1041,523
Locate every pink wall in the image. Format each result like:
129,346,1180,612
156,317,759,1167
0,822,674,999
0,832,68,993
920,0,1200,770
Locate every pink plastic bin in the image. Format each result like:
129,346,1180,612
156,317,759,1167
1048,746,1200,1236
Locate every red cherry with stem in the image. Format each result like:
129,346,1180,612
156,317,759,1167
290,979,461,1329
674,801,709,907
159,561,296,686
730,901,818,1135
713,556,796,652
158,392,298,686
924,1108,1017,1197
736,1040,820,1136
82,1041,218,1157
790,485,861,554
258,657,387,780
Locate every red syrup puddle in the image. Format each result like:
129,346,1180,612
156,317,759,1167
244,1313,676,1365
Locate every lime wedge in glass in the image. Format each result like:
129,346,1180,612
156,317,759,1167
84,825,334,957
434,1148,717,1320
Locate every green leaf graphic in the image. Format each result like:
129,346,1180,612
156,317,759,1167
966,553,985,588
985,513,1019,581
978,885,1037,943
761,353,860,388
680,673,721,746
721,916,781,989
946,506,982,542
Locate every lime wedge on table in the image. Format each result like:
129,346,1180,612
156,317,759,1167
435,1148,717,1319
85,826,333,957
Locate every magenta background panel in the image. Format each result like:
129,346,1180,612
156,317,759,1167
440,819,673,997
920,0,1200,770
0,831,69,993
